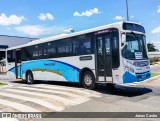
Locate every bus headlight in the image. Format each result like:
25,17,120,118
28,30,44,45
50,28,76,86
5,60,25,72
125,66,134,73
146,66,150,70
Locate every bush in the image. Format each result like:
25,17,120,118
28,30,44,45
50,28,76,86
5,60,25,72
0,82,7,86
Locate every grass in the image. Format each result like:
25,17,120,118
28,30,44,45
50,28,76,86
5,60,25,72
151,73,160,77
0,82,7,86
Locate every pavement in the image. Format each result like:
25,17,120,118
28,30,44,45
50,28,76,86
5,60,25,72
0,70,160,121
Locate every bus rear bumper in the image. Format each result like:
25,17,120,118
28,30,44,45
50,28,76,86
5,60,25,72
123,71,151,84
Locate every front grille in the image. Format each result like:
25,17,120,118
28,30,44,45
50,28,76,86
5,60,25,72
133,61,149,67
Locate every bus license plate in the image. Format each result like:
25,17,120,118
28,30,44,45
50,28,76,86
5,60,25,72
142,75,146,78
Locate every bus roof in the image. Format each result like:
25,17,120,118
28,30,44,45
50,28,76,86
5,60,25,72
7,21,142,50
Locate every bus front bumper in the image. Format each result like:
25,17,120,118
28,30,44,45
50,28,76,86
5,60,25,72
123,71,151,83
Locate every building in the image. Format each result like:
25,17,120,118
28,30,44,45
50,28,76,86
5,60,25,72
0,45,8,60
0,35,37,60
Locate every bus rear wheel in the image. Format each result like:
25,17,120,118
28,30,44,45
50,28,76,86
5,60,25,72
82,71,97,90
26,72,34,84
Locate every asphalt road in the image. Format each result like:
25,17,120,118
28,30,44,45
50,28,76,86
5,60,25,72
40,78,160,121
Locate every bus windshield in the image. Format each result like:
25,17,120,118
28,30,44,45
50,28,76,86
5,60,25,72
122,33,148,60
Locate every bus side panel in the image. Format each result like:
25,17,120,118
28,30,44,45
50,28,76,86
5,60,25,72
55,54,95,82
20,60,78,82
8,54,95,83
7,62,16,79
21,61,46,81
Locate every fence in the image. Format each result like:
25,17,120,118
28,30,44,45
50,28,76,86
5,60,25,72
148,52,160,65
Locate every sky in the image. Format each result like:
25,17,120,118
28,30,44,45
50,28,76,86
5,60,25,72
0,0,160,49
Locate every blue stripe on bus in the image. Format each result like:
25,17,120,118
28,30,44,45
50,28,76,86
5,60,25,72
48,60,80,72
8,60,81,82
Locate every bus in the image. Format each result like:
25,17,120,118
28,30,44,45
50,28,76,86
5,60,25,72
6,22,151,89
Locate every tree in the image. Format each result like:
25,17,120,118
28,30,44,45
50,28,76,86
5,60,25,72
147,43,159,52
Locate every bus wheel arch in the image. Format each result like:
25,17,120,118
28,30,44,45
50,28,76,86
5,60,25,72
26,70,35,84
79,68,97,90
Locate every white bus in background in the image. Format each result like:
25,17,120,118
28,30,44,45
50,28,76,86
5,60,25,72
6,22,151,89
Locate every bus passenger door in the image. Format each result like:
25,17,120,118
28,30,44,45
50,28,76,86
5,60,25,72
96,33,112,83
15,50,22,79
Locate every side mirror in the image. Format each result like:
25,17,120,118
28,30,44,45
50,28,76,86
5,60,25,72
122,34,126,44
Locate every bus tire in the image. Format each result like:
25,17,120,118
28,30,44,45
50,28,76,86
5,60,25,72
82,71,97,90
26,71,34,84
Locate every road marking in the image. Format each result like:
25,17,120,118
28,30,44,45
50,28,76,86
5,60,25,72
17,86,90,99
34,84,101,97
0,99,39,112
0,84,101,113
0,92,64,111
5,88,89,106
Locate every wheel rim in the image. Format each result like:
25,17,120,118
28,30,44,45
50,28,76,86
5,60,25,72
27,74,32,83
84,74,92,86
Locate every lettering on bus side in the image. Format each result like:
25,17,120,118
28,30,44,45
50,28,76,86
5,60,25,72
44,63,55,66
94,29,112,35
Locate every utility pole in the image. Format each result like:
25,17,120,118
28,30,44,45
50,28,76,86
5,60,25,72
126,0,129,21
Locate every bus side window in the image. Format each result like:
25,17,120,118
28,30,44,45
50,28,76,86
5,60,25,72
32,45,40,60
7,50,16,62
39,50,43,56
7,51,12,62
48,48,56,58
73,38,79,55
22,48,31,61
57,39,72,57
44,49,48,56
83,41,91,54
73,34,92,56
46,42,57,58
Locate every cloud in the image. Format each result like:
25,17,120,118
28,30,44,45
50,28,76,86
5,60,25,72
15,25,73,36
151,26,160,34
130,15,134,18
74,8,100,17
157,6,160,13
15,25,44,36
38,13,54,21
113,16,125,21
0,13,25,26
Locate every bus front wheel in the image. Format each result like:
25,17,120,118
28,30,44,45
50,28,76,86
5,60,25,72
82,71,97,90
26,72,34,84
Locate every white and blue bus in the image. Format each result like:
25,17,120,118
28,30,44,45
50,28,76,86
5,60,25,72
6,22,151,89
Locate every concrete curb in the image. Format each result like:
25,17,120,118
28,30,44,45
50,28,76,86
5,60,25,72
122,75,160,86
142,75,160,83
